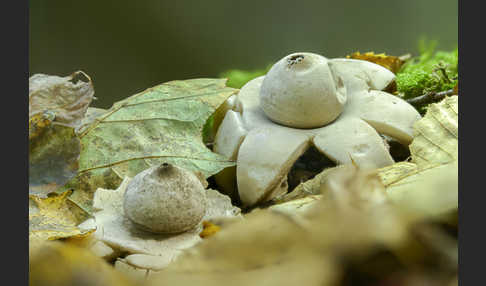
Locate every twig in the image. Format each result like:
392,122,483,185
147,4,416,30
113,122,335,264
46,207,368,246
406,89,455,106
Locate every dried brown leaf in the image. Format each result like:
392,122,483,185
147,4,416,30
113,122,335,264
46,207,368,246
29,71,95,128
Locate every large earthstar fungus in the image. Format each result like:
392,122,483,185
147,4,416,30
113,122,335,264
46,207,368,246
213,52,421,207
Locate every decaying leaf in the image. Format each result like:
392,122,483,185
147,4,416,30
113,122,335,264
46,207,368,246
29,71,95,128
29,111,56,141
65,78,237,212
29,121,81,197
29,190,94,252
75,106,108,134
78,177,241,272
30,241,135,286
63,167,124,214
376,161,418,187
409,96,458,165
377,96,457,222
346,51,407,74
29,71,95,197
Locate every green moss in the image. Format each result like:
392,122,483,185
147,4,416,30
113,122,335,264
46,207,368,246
219,65,272,89
396,40,458,99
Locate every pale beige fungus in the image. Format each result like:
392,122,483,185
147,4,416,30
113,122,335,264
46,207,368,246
214,52,422,207
124,163,207,234
260,53,346,128
78,172,241,272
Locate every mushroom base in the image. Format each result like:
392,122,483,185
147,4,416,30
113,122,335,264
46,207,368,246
287,145,337,192
382,135,411,162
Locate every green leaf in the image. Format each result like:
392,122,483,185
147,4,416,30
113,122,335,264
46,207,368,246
219,65,271,89
65,78,238,212
29,190,94,250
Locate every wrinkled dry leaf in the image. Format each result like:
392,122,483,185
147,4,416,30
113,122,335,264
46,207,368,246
376,161,419,187
63,168,124,214
376,96,458,221
65,78,237,212
29,71,95,128
29,71,94,197
29,121,81,196
346,51,406,74
29,190,94,252
30,241,135,286
75,106,108,134
29,110,56,141
409,96,458,165
78,177,241,271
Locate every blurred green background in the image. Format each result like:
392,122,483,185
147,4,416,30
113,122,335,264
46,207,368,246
29,0,457,108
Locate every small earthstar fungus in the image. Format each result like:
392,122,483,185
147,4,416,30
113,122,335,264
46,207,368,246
213,52,422,207
124,163,208,234
78,163,241,274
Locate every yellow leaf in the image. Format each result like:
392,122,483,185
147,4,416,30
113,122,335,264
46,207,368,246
30,241,135,286
346,51,406,74
29,190,94,251
199,221,221,238
28,111,55,141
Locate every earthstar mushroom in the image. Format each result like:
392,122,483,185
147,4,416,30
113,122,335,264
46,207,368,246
260,53,347,128
124,163,208,234
214,52,422,207
78,165,241,272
